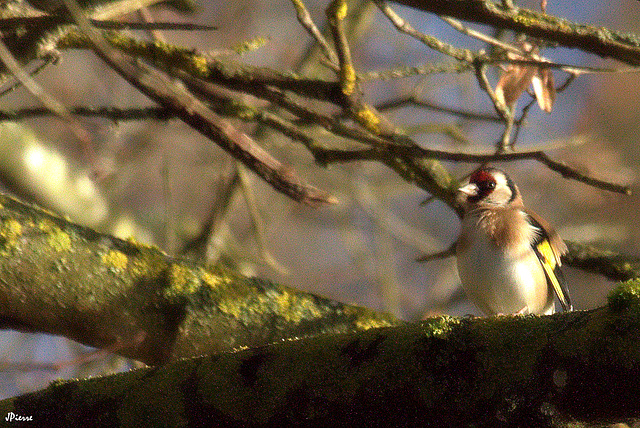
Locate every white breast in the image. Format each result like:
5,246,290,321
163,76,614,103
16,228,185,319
456,216,553,315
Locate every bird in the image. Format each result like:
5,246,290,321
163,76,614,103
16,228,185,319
455,166,572,316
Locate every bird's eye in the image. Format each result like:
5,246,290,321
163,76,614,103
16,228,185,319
468,169,498,200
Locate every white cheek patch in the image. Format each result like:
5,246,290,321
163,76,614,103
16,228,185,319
483,172,515,205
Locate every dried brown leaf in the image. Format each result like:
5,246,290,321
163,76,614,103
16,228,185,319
495,42,556,112
532,68,556,113
495,63,536,108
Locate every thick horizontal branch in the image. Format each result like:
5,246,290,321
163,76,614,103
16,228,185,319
6,281,640,426
564,240,640,282
0,192,400,365
391,0,640,65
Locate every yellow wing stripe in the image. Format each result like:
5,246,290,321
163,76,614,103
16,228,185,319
535,240,570,310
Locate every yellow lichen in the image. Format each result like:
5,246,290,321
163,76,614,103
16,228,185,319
127,251,167,281
334,0,348,20
167,263,200,295
200,269,225,289
353,313,392,330
340,64,357,95
218,297,246,318
38,219,71,252
102,249,128,272
420,316,458,337
355,107,381,134
271,289,323,324
0,218,23,252
190,55,209,76
48,229,71,252
2,219,22,238
341,305,401,330
232,37,269,55
125,236,160,252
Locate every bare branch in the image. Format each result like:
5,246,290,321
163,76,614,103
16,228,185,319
0,106,174,121
390,0,640,65
290,0,339,69
327,0,398,137
534,152,631,195
0,36,97,166
237,164,290,275
0,15,216,31
374,0,475,62
564,241,640,282
58,32,344,105
474,62,515,150
440,15,523,55
313,144,631,195
359,61,473,81
59,0,336,207
376,96,501,122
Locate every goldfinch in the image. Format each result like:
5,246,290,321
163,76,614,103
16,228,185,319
455,166,572,315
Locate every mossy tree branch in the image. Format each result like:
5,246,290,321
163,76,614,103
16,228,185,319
564,241,640,282
0,192,400,366
0,0,636,330
3,280,640,427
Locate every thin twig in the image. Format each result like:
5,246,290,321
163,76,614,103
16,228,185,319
180,168,241,258
534,152,631,195
0,59,52,97
390,0,640,66
0,106,174,121
178,70,387,150
440,16,523,55
59,0,336,206
290,0,339,69
327,0,357,96
474,62,507,120
474,62,515,151
137,6,166,43
359,61,473,81
314,145,631,195
60,32,343,105
511,72,576,145
374,0,474,62
376,96,501,122
0,36,96,162
355,180,444,254
487,57,640,75
0,16,217,31
237,164,290,275
0,331,145,372
563,240,640,282
327,0,399,137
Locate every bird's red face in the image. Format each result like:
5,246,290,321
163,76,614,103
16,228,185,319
457,167,518,210
467,169,498,203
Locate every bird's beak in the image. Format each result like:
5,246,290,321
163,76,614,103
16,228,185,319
457,183,479,197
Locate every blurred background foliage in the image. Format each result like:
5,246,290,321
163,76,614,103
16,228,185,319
0,0,637,399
